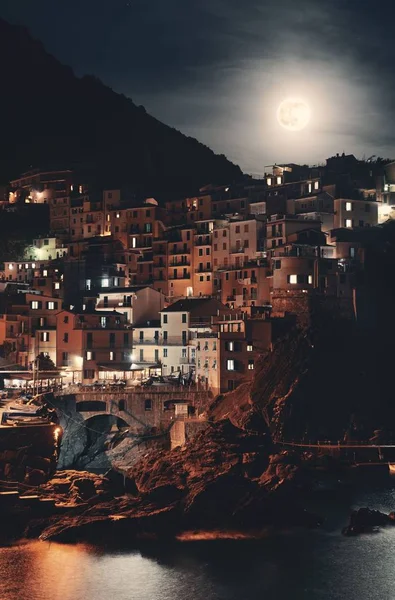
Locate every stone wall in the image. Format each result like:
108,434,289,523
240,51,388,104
271,290,355,328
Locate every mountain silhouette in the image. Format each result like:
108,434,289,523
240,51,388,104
0,18,242,198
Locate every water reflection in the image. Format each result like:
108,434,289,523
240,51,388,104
1,486,395,600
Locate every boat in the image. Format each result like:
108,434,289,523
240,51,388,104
0,394,62,483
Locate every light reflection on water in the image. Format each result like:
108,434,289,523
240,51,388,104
1,486,395,600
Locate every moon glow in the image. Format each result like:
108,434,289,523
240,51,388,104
277,98,311,131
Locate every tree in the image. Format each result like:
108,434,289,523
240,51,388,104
35,353,56,371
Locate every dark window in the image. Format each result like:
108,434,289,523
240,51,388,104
109,333,115,348
163,314,168,324
64,333,69,343
64,316,69,323
145,399,152,411
182,314,187,323
123,333,129,346
87,332,93,349
119,399,126,411
365,204,370,212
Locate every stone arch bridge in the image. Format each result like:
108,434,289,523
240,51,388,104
55,387,211,434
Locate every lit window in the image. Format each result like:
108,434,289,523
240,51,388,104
101,316,107,328
248,360,254,370
9,264,13,270
43,270,48,277
107,214,110,221
54,282,60,290
308,275,313,284
48,302,55,310
86,279,91,290
86,351,92,360
227,359,235,371
132,237,136,248
41,332,50,342
31,301,39,310
228,341,234,351
110,351,115,361
102,278,109,288
345,202,352,212
247,344,253,352
289,274,298,284
267,178,272,186
277,176,282,184
25,264,28,269
31,263,35,269
314,181,319,190
116,213,120,218
345,219,352,228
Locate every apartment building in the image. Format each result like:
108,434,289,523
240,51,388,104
166,226,194,299
56,309,132,383
95,286,165,324
159,297,224,376
334,199,378,229
218,261,271,310
265,214,322,255
9,168,75,204
193,310,272,393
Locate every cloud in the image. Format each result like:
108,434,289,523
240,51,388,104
3,0,395,170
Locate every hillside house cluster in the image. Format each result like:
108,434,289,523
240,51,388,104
0,157,385,390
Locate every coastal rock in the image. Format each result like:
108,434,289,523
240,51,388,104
342,507,395,536
23,420,320,542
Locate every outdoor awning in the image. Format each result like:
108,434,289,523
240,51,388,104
0,370,63,380
98,363,132,371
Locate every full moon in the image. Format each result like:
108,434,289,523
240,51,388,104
277,98,311,131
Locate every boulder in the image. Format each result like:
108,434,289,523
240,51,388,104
342,507,395,535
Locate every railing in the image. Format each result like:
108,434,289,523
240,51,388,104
169,260,190,267
168,274,191,280
275,439,395,448
74,323,132,330
195,267,212,273
137,337,189,346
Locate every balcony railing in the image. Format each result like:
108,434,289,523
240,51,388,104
137,336,189,346
74,323,132,330
169,260,190,267
195,267,212,273
168,274,191,280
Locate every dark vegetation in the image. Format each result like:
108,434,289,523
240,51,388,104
0,18,242,199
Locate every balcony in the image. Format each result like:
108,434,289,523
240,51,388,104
169,249,191,255
195,267,212,273
169,260,190,267
230,247,245,254
136,336,189,346
75,322,132,330
168,274,191,280
194,239,211,246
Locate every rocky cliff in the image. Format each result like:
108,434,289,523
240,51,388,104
23,422,320,542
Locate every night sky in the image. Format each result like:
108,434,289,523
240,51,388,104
2,0,395,173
